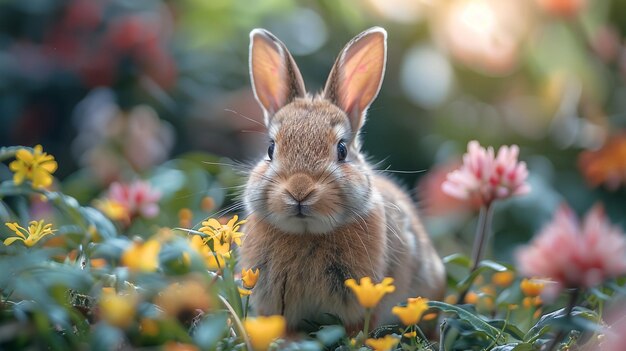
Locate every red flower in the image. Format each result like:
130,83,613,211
516,204,626,298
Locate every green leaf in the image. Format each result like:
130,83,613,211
315,325,345,346
488,320,525,341
193,312,228,349
524,307,601,343
491,343,534,351
455,262,508,292
443,253,471,268
428,301,502,341
478,260,508,272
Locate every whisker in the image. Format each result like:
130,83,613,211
224,108,265,128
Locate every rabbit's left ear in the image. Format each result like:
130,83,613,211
323,27,387,133
249,28,306,125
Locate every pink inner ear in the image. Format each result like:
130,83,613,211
252,37,289,113
337,40,384,117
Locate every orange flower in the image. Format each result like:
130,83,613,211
579,133,626,190
492,271,515,287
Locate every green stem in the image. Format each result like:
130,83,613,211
458,204,494,303
546,288,580,351
363,308,372,344
244,295,250,319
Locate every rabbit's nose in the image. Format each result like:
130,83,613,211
285,173,315,202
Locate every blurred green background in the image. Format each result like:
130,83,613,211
1,0,625,262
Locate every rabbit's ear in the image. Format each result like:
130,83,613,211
249,29,306,125
323,27,387,133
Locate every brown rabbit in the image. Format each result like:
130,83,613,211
239,27,446,332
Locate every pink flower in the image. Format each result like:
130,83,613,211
107,180,161,219
516,204,626,298
442,141,530,207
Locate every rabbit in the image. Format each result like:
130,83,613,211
239,26,446,332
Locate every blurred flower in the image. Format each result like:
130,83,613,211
242,268,260,289
243,315,286,351
516,204,626,297
365,335,400,351
178,208,193,228
492,271,515,287
154,279,212,323
417,160,477,216
345,277,396,308
591,26,621,64
536,0,586,17
201,196,215,212
101,180,161,222
442,141,530,207
199,215,246,247
392,297,429,325
99,289,138,328
522,296,543,308
94,199,128,222
465,291,479,304
9,145,58,189
597,301,626,351
140,318,159,337
4,220,56,247
431,0,530,75
365,0,425,24
520,278,545,297
72,90,175,184
121,239,161,272
164,343,199,351
579,133,626,191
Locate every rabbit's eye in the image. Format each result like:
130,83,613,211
337,141,347,161
268,140,275,160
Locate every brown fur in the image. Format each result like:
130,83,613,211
241,28,446,332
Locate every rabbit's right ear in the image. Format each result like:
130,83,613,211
249,29,306,125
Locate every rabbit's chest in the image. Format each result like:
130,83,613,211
251,239,380,327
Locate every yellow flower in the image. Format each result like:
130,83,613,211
9,145,58,189
188,235,230,270
243,315,286,351
94,199,128,222
199,215,246,246
403,331,417,338
121,240,160,272
492,271,515,287
238,287,252,297
99,289,138,328
242,268,260,289
4,220,56,247
391,297,429,326
520,278,545,297
365,335,400,351
344,277,395,308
